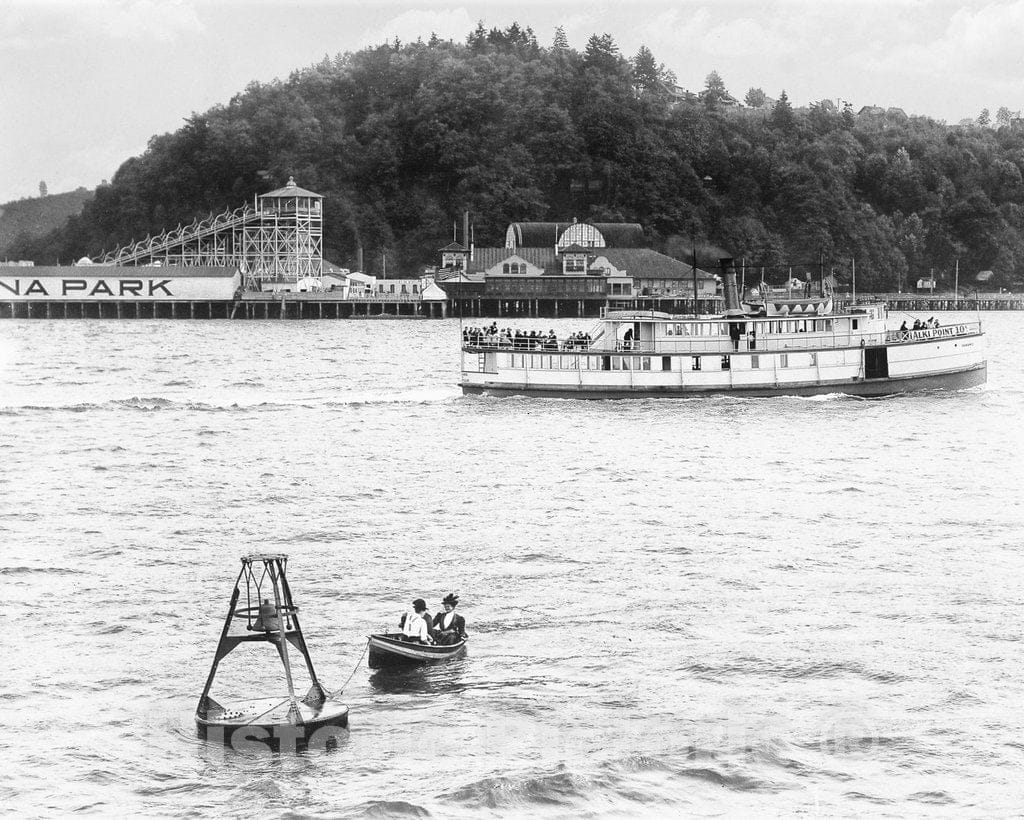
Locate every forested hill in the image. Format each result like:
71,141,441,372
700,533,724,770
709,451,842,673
15,24,1024,289
0,188,93,259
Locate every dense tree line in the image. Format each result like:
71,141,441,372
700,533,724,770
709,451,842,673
12,24,1024,290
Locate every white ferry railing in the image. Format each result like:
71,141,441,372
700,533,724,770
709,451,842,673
461,338,591,352
460,322,982,356
885,322,980,343
608,332,888,354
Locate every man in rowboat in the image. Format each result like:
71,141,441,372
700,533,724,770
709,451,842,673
431,593,467,645
398,598,433,644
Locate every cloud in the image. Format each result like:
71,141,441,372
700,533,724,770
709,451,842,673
0,0,203,49
96,0,204,42
860,0,1024,82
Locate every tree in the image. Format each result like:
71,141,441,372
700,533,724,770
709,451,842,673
977,108,990,126
38,180,47,197
701,70,734,109
808,99,837,133
552,26,569,51
770,90,794,131
744,87,767,108
583,33,621,73
467,21,487,50
632,45,660,95
995,106,1020,127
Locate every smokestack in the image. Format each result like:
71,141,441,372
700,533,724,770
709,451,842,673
719,257,743,316
463,211,470,251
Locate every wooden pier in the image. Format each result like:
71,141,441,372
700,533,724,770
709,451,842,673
1,293,1021,320
0,293,449,320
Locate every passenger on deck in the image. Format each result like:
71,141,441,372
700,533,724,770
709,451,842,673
431,593,467,645
399,598,433,644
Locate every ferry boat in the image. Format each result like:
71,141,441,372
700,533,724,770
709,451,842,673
459,259,986,398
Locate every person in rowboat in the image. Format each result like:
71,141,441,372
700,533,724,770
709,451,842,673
431,593,467,645
399,598,433,644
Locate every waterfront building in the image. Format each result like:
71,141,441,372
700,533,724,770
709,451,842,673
437,220,717,307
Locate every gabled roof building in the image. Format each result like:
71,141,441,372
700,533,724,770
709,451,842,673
438,219,718,300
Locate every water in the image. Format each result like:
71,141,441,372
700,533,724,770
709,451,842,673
1,312,1022,817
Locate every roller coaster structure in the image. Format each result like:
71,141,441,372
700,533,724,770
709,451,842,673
94,178,323,291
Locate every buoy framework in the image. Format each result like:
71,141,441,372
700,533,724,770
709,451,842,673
195,554,348,749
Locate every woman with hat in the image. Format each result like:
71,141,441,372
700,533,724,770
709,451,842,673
431,593,467,645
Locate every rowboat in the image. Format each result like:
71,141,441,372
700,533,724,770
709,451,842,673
367,632,467,669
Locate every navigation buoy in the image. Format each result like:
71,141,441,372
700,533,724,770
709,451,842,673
195,554,348,750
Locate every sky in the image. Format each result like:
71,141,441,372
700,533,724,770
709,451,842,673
2,0,1024,204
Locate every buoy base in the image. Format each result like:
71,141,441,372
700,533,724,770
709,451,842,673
196,697,349,751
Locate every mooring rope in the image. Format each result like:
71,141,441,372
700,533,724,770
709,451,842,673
334,642,368,695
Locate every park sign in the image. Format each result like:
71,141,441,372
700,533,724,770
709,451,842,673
0,265,240,301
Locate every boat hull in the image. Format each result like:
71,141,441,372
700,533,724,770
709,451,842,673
367,633,467,669
461,361,987,399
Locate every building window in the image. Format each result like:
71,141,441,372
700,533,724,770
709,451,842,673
691,357,702,371
413,284,419,293
557,223,605,249
721,355,731,370
564,255,586,273
641,357,651,371
502,263,510,274
780,353,788,368
389,284,395,293
810,352,817,366
751,355,760,369
662,356,672,371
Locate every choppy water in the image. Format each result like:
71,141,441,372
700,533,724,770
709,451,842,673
1,311,1022,817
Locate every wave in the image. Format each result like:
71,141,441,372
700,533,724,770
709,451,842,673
0,389,457,413
680,658,906,684
0,397,300,413
444,754,775,812
0,566,83,576
338,800,431,818
325,387,458,407
442,767,587,809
